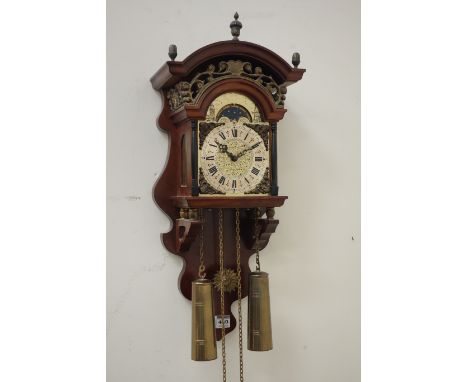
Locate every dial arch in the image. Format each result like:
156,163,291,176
170,78,287,124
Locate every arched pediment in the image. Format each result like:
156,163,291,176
151,41,305,114
151,40,304,89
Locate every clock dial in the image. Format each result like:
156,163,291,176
200,120,268,194
198,92,271,195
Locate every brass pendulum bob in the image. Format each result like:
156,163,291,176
248,271,273,351
191,209,217,361
191,278,217,361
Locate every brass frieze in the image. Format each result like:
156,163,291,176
167,60,287,111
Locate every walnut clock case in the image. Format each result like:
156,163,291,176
150,14,305,341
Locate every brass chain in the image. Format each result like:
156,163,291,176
218,209,227,382
255,208,261,272
198,209,206,279
235,209,244,382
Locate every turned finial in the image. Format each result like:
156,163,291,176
168,44,177,61
230,12,242,40
292,52,300,68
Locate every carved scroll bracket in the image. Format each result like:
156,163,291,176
241,208,279,251
175,209,201,253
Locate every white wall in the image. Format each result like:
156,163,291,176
107,0,360,381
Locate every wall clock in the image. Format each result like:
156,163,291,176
150,12,305,379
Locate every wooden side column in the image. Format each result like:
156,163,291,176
270,122,278,196
191,120,199,196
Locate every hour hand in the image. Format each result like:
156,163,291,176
226,151,237,161
215,139,237,161
215,139,228,153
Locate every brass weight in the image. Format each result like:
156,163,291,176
248,271,273,351
191,279,217,361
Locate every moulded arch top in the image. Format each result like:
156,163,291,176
151,40,305,91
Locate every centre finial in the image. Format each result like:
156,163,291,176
230,12,242,40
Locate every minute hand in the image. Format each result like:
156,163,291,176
236,141,261,159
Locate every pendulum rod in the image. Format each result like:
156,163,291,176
218,209,227,382
198,209,206,279
235,208,244,382
255,208,261,272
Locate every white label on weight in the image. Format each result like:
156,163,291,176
215,315,230,329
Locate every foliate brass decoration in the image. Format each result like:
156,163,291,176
199,168,222,194
199,122,223,149
167,60,287,111
167,82,191,110
214,268,239,293
246,167,271,194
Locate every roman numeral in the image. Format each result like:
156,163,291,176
244,177,250,184
209,144,217,148
232,129,238,137
251,167,260,176
219,176,226,185
219,132,226,140
206,156,214,160
255,156,263,161
244,133,249,140
232,179,237,188
209,166,218,175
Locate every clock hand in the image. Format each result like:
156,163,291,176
215,139,237,161
215,139,228,153
226,151,238,161
236,141,261,159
